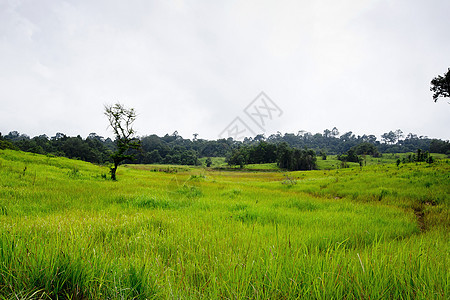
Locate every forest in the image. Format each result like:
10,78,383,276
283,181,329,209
1,129,449,170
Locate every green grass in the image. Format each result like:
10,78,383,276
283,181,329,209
198,157,227,167
244,163,279,170
316,153,448,170
316,156,355,169
0,149,448,298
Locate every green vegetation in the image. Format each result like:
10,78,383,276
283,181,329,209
0,149,448,298
3,128,449,169
245,163,279,170
317,153,448,170
227,142,316,171
198,156,227,168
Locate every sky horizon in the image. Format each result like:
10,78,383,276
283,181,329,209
1,0,449,142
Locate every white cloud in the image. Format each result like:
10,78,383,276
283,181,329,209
0,0,449,140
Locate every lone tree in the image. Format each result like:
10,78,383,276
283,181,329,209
104,103,140,180
430,67,450,102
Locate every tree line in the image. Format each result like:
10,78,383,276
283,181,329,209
1,128,449,167
226,142,317,171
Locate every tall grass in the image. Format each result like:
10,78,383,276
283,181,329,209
0,149,448,298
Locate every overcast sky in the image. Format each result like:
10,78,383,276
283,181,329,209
1,0,449,141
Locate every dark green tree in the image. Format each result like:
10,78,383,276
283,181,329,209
276,142,316,171
205,157,212,167
0,133,16,150
331,127,339,137
104,103,140,180
430,68,450,102
148,149,162,163
381,131,397,144
352,142,380,157
227,148,248,168
429,139,450,154
276,142,293,169
338,148,360,163
416,149,423,162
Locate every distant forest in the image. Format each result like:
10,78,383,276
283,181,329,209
1,129,449,168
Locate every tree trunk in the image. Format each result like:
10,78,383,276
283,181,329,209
110,164,118,181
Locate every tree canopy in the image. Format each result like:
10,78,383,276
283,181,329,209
226,142,316,171
430,68,450,102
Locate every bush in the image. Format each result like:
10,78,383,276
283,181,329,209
0,140,16,150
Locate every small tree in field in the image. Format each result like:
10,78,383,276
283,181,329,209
104,103,140,180
205,157,212,167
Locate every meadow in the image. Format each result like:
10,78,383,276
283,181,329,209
0,149,448,299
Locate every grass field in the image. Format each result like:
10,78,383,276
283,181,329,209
0,149,448,299
316,153,448,170
198,157,227,168
200,153,448,171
